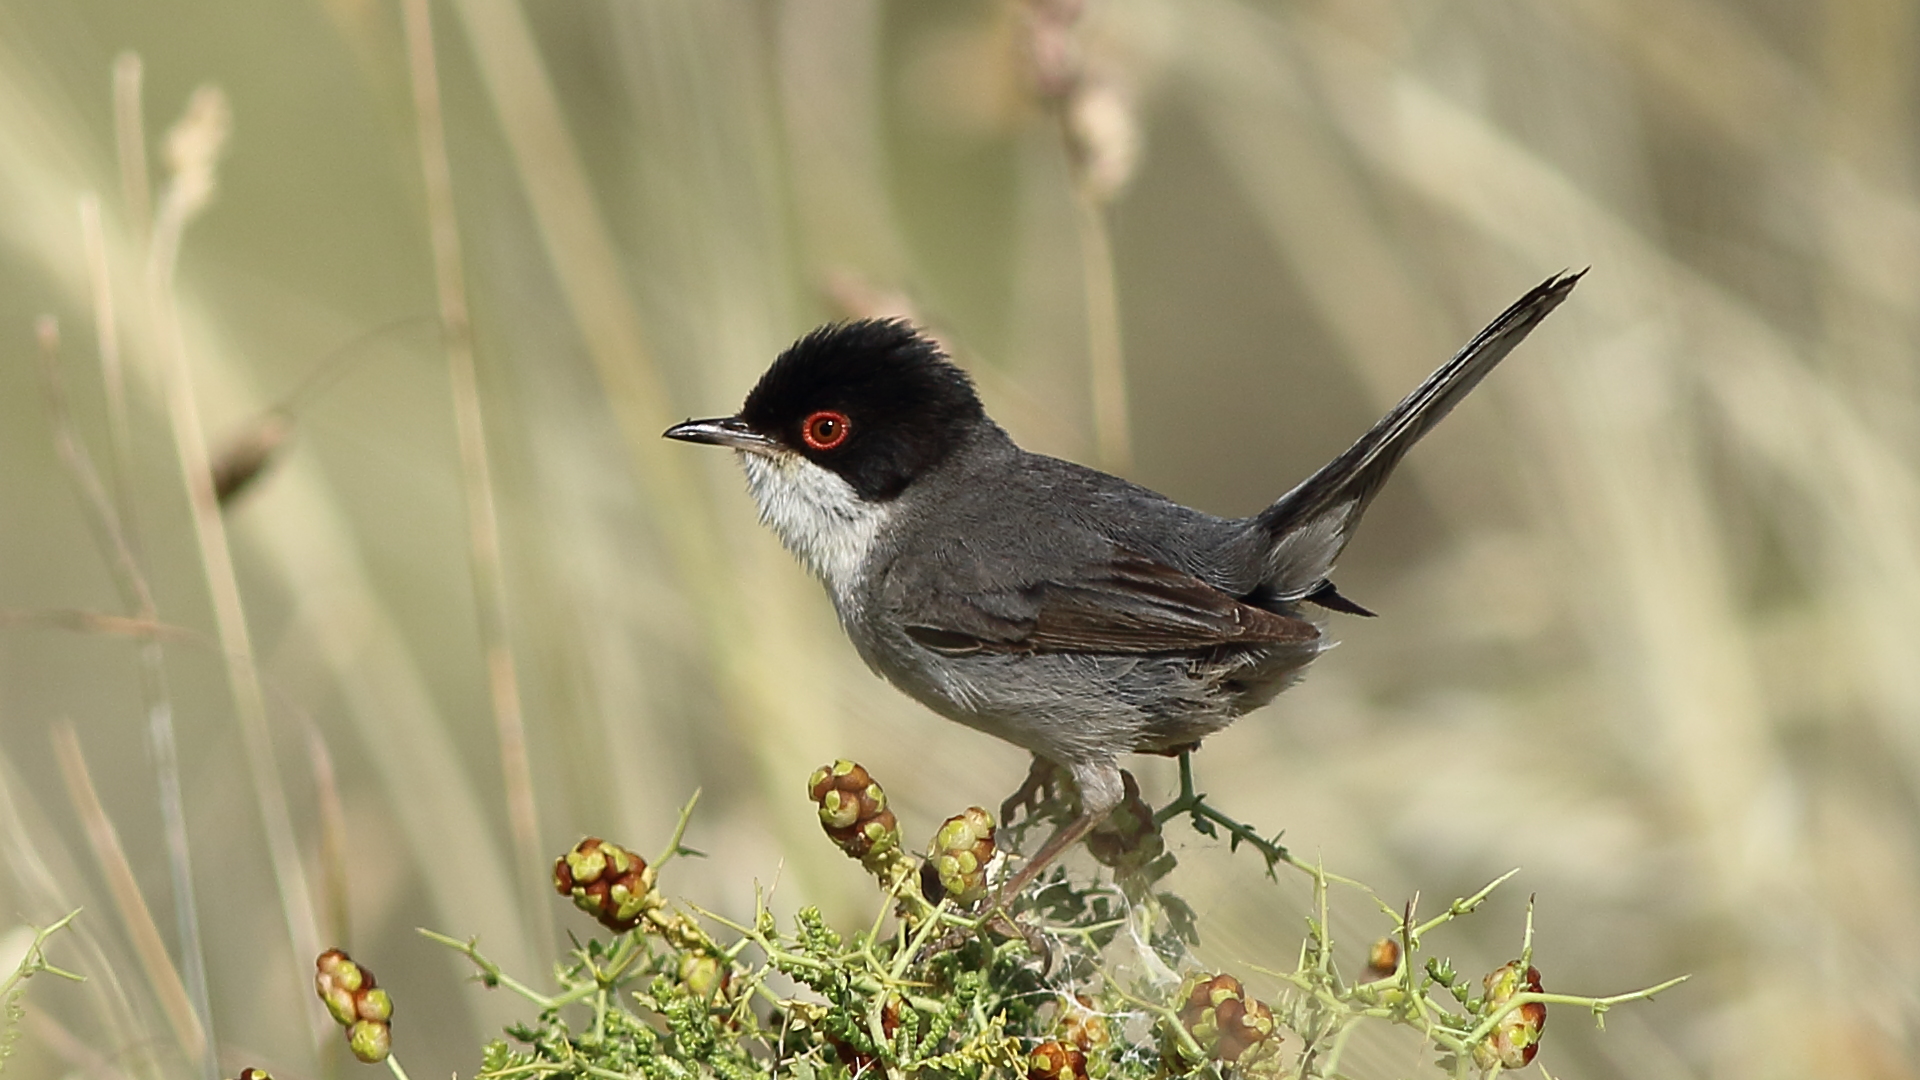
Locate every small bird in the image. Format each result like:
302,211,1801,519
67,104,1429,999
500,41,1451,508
667,272,1579,895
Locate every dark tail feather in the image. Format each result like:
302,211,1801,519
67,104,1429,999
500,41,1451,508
1255,271,1582,598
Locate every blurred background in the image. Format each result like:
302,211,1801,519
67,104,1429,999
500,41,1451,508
1,0,1917,1076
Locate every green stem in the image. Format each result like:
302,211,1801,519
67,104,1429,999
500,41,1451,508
888,898,953,982
1411,869,1521,941
1152,751,1290,871
654,790,703,870
0,911,85,995
1460,977,1690,1046
416,928,556,1009
1041,917,1129,949
1107,986,1221,1078
593,931,646,985
684,905,840,977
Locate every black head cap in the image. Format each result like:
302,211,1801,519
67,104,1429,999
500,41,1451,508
740,319,987,500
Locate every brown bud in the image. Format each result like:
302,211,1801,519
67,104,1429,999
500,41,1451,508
553,837,654,933
927,806,997,906
1028,1039,1089,1080
1366,937,1401,980
357,987,393,1023
314,949,359,1026
808,760,903,868
314,949,392,1063
1176,973,1282,1065
1056,993,1110,1052
1473,962,1546,1071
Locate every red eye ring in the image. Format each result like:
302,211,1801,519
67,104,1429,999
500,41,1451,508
801,410,851,451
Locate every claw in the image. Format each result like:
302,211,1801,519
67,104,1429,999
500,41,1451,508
1000,755,1063,825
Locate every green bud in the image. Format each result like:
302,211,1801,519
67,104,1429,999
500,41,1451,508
347,1019,391,1063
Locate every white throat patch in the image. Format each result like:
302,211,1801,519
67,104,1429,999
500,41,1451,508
739,451,889,610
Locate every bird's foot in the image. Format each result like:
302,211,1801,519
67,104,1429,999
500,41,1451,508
998,755,1064,826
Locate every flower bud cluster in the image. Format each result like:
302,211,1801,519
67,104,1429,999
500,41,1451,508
1172,972,1283,1075
1473,962,1546,1071
1029,994,1112,1079
1055,993,1110,1056
926,806,997,906
552,837,655,933
1027,1039,1089,1080
808,760,906,875
314,949,393,1063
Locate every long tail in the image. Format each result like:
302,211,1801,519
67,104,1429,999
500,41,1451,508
1254,270,1582,600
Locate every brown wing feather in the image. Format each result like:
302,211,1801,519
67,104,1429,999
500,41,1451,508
905,550,1319,656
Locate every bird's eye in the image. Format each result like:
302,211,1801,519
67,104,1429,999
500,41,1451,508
801,410,851,451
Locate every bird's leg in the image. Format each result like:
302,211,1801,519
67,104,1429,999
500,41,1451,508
991,812,1103,902
999,754,1062,826
991,760,1124,903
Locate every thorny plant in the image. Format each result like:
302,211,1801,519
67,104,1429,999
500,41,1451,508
409,760,1683,1080
0,911,84,1074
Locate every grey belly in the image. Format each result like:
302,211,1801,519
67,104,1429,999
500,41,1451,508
853,635,1325,767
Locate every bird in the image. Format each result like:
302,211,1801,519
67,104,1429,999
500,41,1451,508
665,271,1579,897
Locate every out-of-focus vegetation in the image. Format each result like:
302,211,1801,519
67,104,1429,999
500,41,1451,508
0,0,1916,1077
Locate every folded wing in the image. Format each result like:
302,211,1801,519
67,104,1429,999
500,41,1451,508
904,549,1319,656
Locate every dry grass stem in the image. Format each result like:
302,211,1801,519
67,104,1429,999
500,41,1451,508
0,743,159,1070
144,84,324,1034
401,0,549,960
111,52,149,245
307,723,354,952
444,0,676,454
33,316,152,615
448,0,859,892
44,246,218,1078
25,1008,135,1080
1026,0,1135,470
0,608,204,644
80,196,140,535
50,722,206,1064
1075,193,1130,472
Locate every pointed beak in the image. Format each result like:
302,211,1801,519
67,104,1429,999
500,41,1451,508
663,415,776,452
